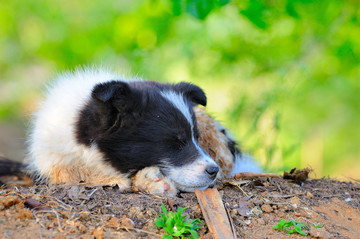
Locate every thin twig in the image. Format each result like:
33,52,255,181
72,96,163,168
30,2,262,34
87,188,98,198
231,180,248,197
233,172,281,179
40,195,73,211
268,193,305,198
167,198,176,211
52,208,63,231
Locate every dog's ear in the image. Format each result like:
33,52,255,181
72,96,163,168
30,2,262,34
173,82,207,106
92,81,140,112
91,81,143,131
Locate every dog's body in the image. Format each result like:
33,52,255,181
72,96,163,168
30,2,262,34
17,69,260,195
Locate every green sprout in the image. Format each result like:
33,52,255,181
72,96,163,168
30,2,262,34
155,203,203,239
273,219,309,236
312,222,322,228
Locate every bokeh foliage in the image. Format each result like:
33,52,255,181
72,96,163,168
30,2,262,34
0,0,359,177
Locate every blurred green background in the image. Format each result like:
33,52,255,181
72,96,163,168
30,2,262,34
0,0,359,178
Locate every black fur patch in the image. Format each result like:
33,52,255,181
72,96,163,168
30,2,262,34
0,157,25,176
75,80,208,175
220,129,242,162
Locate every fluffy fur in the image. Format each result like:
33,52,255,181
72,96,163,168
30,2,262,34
25,68,260,196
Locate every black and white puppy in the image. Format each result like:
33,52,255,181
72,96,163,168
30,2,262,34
22,68,262,196
27,69,221,194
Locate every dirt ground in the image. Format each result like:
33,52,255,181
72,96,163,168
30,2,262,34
0,173,359,239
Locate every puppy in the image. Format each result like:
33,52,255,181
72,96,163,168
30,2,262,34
20,69,260,196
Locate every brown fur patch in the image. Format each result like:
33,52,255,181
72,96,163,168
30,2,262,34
49,165,131,191
195,107,234,178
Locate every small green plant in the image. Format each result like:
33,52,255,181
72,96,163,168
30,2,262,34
155,203,203,239
312,222,322,228
273,219,309,236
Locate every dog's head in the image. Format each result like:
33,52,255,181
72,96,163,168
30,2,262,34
76,80,219,192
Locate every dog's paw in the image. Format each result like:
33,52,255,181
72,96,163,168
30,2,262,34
132,167,178,196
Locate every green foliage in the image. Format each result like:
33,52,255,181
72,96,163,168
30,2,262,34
273,219,323,236
155,203,202,239
171,0,230,20
273,219,309,236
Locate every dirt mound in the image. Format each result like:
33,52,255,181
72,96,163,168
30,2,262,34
1,175,359,238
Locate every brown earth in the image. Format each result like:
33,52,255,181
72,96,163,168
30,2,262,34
0,174,359,239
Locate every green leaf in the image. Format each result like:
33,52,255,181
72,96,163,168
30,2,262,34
171,0,183,16
162,203,168,215
273,218,287,230
186,0,215,20
285,0,299,18
173,226,187,237
216,0,230,6
312,223,322,228
240,0,268,29
156,203,202,238
189,229,201,238
273,218,310,235
155,218,165,228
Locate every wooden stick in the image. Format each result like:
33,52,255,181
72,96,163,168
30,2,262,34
24,198,52,211
233,172,280,179
195,188,237,239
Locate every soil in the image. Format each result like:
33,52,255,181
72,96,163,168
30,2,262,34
0,174,359,239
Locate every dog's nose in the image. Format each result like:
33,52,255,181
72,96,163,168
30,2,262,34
205,166,219,179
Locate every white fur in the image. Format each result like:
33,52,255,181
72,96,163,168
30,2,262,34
230,153,262,177
160,91,194,129
161,90,215,163
213,120,262,176
27,68,137,181
166,159,217,192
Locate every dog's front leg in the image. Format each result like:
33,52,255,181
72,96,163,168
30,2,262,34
132,167,178,196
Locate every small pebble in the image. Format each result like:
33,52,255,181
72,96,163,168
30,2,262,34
92,227,104,239
261,204,273,213
252,208,260,214
78,224,87,233
306,192,314,198
107,217,120,229
121,216,135,229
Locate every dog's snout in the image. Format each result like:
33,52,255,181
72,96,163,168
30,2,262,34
205,165,219,179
